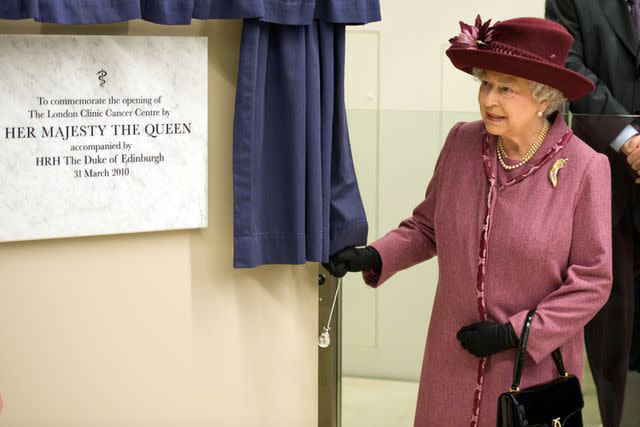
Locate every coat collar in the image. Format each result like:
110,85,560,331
600,0,639,58
482,113,573,188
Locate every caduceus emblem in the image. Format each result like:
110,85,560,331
97,69,107,88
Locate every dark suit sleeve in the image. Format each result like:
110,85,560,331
545,0,630,118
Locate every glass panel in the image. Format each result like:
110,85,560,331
341,110,640,427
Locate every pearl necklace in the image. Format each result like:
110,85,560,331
497,119,550,171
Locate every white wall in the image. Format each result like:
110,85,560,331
0,19,318,427
350,1,546,112
343,1,545,380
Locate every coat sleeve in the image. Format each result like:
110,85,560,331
362,121,463,287
508,153,613,364
545,0,631,150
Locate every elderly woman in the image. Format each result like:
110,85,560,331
325,17,612,427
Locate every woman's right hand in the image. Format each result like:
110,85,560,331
322,246,382,278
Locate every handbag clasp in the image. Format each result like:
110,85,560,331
552,417,562,427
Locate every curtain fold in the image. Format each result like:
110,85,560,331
0,0,380,25
1,0,37,20
232,19,368,267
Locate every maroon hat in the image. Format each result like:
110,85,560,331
445,16,594,101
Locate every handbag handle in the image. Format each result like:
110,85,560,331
510,310,569,392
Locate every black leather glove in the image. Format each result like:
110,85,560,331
456,322,519,358
322,246,382,278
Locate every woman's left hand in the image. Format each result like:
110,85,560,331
456,322,519,358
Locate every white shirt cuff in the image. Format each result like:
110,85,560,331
610,124,638,152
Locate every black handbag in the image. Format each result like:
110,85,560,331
497,310,584,427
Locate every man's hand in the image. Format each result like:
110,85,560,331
621,135,640,183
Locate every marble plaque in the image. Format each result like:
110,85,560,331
0,35,208,242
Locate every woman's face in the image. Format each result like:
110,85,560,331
477,70,549,140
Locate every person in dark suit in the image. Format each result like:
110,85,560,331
545,1,640,426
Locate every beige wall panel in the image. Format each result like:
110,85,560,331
440,43,481,112
352,111,440,380
0,233,194,427
189,23,318,418
345,31,379,111
343,31,380,351
361,0,544,111
0,18,317,427
342,111,378,350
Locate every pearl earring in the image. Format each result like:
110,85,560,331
537,111,543,117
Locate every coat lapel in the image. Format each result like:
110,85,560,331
600,0,639,57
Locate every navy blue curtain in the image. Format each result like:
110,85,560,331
0,0,380,25
233,20,368,267
0,0,379,268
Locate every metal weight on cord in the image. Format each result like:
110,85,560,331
318,277,342,348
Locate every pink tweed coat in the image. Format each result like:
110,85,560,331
363,114,612,427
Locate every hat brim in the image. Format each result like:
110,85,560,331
446,47,594,101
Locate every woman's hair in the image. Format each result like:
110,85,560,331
472,68,567,117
